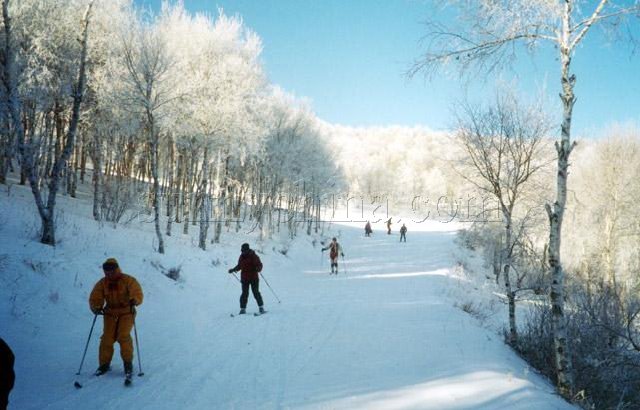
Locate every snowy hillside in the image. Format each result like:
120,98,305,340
0,183,574,410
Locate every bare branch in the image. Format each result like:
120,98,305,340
570,0,611,51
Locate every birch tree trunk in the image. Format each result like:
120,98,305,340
543,3,578,397
503,212,517,345
174,150,184,224
90,136,102,221
165,137,175,236
198,147,210,250
0,111,11,184
79,132,87,184
182,151,194,235
149,118,164,254
545,69,576,401
213,150,225,244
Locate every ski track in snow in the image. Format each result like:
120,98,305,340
0,186,576,410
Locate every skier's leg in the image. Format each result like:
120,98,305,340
240,281,250,309
99,315,117,367
250,279,264,307
116,314,135,365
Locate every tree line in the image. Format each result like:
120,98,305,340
0,0,342,252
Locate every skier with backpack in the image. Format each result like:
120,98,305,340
322,237,344,274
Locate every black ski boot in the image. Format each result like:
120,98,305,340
239,308,246,315
95,363,110,376
124,361,133,386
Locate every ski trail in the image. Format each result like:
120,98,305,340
10,222,574,410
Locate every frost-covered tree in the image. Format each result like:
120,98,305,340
259,88,342,239
323,123,459,210
2,0,94,245
411,0,640,397
455,93,551,345
568,125,640,288
157,5,267,249
120,19,175,254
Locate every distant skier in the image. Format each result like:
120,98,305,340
0,337,15,410
322,237,344,274
228,243,265,315
364,221,372,237
386,218,392,235
400,224,407,242
89,258,143,380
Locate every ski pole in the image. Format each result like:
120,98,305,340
259,272,281,304
231,272,241,283
76,313,98,375
341,254,347,275
132,309,144,377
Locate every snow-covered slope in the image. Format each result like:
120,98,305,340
0,184,574,409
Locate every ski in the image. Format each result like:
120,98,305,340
74,377,96,389
254,311,267,316
231,309,247,317
74,368,107,389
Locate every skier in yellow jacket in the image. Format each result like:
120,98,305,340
89,258,143,378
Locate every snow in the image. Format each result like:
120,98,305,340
0,184,574,409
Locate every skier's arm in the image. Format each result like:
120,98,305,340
228,258,241,273
128,277,144,306
89,279,105,313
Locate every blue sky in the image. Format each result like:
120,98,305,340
134,0,639,137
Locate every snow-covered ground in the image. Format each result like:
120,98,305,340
0,184,574,409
